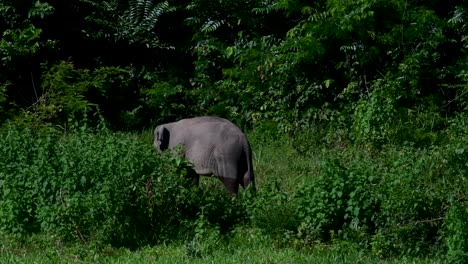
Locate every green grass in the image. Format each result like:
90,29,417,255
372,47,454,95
1,123,466,262
247,125,323,193
0,230,445,264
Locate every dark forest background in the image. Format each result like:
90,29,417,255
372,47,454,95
1,0,467,146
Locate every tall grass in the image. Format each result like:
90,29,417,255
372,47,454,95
248,122,468,260
0,124,245,248
1,122,467,261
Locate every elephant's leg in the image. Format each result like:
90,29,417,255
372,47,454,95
186,167,200,187
192,174,200,186
243,171,255,190
222,177,239,194
216,157,240,194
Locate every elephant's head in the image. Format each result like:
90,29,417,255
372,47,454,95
154,125,170,152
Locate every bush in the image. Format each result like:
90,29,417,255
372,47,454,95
294,154,379,245
2,121,468,260
250,138,464,258
0,123,246,247
446,202,468,263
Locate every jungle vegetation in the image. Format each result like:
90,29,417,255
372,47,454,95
1,0,468,262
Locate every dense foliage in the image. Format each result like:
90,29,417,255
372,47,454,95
0,124,467,262
1,0,467,137
0,124,246,248
2,0,468,262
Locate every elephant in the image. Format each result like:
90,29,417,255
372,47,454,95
154,116,255,194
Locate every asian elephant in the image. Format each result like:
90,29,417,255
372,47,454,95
153,116,255,194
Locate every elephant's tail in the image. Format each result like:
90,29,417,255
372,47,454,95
242,136,256,191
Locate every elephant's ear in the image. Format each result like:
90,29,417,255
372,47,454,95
157,126,170,151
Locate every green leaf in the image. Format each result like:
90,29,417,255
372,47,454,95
226,46,234,58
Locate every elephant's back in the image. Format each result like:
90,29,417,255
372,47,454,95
178,116,235,126
177,116,244,136
175,116,246,157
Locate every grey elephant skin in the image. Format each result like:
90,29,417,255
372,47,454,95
154,116,255,194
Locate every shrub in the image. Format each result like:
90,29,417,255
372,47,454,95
370,146,457,257
0,123,242,247
294,154,379,244
445,202,468,263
